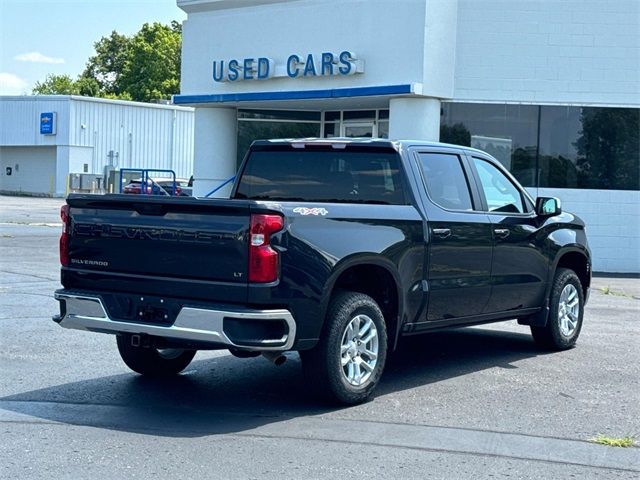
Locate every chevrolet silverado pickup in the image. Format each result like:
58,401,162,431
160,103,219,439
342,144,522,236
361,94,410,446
54,139,591,404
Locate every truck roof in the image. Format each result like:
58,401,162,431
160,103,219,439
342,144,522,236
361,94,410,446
251,138,490,156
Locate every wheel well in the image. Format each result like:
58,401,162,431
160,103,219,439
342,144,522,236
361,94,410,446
556,251,590,295
332,264,399,347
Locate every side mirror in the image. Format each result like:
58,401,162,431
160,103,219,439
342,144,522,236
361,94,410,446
536,197,562,216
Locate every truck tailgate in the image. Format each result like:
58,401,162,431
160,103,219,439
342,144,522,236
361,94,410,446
64,194,250,304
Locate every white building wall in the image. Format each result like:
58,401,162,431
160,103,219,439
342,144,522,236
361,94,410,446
528,188,640,273
69,97,195,178
67,146,94,175
389,97,441,140
180,0,428,96
454,0,640,105
0,147,57,195
423,0,458,98
0,97,70,146
192,107,236,197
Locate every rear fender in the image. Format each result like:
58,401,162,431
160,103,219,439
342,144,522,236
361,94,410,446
320,254,405,350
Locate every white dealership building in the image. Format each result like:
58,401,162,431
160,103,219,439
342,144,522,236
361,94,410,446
192,1,636,272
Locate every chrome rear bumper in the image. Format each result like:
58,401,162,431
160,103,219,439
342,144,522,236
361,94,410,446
53,292,296,351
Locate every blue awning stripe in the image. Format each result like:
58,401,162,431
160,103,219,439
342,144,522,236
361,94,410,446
172,84,413,105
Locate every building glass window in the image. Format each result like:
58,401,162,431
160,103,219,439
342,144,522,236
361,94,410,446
538,106,639,190
324,121,339,138
378,120,389,138
238,110,321,121
343,110,376,121
440,103,539,187
441,103,639,191
321,109,390,139
237,110,321,165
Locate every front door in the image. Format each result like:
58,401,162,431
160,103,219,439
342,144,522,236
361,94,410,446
468,155,549,312
412,149,494,321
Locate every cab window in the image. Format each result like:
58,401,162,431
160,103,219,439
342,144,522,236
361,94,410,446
417,153,474,211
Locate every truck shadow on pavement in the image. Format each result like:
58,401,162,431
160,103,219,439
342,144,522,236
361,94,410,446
1,327,551,437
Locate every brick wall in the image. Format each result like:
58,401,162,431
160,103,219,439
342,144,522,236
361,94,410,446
455,0,640,106
528,188,640,273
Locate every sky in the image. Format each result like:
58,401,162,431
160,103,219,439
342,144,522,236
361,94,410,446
0,0,187,95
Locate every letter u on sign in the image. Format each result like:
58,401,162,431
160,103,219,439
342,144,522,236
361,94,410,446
212,61,225,82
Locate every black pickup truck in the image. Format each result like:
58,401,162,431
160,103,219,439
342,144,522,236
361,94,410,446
54,139,591,404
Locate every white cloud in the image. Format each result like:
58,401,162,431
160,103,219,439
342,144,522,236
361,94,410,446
0,72,28,95
14,51,65,65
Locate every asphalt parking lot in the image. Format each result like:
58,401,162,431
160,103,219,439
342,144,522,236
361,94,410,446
1,195,639,479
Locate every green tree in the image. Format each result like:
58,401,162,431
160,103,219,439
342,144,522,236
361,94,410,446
440,122,471,146
574,108,640,190
118,22,182,102
32,21,181,102
81,30,131,96
32,74,79,95
74,76,101,97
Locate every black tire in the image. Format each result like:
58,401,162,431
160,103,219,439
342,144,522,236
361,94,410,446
300,291,388,405
116,334,196,376
531,268,584,350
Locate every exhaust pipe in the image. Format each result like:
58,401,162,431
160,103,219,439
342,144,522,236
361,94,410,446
262,351,287,366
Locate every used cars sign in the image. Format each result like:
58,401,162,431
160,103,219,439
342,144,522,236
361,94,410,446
212,50,364,82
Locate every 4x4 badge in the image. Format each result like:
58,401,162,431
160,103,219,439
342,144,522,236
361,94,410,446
293,207,328,216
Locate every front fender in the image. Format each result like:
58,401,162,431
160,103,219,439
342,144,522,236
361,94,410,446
519,214,590,327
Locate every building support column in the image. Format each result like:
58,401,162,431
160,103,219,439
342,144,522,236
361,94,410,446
193,107,237,197
388,97,441,141
55,146,70,198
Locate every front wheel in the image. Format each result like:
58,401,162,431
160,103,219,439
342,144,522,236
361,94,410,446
300,291,388,405
531,268,585,350
116,334,196,376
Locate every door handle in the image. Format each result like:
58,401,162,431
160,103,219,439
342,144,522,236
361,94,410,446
432,228,452,239
494,228,510,239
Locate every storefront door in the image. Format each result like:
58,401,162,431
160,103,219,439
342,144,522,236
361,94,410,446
343,121,374,138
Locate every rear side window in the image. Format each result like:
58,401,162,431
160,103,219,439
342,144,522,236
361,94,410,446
417,153,473,211
235,149,406,204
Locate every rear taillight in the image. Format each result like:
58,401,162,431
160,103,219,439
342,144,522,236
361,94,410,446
60,205,70,267
249,214,284,283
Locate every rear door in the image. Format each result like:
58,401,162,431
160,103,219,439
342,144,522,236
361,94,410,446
411,148,493,321
466,155,548,312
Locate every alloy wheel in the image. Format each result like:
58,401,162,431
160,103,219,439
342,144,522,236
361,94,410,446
340,314,379,386
558,284,580,337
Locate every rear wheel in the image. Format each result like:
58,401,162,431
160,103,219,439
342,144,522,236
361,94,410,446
531,268,584,350
116,334,196,376
300,291,388,405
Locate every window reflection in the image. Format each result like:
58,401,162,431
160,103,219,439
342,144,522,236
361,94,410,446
539,107,639,190
237,118,321,165
441,103,639,191
440,103,538,187
234,106,639,191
